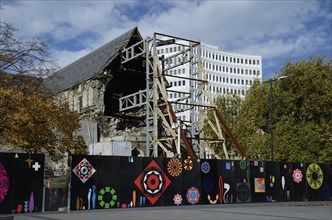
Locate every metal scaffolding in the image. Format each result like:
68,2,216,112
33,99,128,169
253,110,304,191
119,32,246,159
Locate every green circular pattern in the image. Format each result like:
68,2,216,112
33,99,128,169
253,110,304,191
239,160,246,170
98,186,117,208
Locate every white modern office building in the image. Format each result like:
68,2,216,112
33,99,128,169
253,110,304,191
157,42,262,123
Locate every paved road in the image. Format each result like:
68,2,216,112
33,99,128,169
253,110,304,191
1,202,331,220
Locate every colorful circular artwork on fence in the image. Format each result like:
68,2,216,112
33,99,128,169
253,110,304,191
0,163,9,203
167,158,182,177
292,169,303,183
134,160,171,205
98,186,117,208
143,170,163,194
306,163,323,190
183,158,193,171
237,183,250,202
72,158,96,183
173,194,183,205
239,160,246,170
201,162,210,174
186,187,200,204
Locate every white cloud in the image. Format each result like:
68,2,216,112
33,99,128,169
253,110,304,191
2,0,331,77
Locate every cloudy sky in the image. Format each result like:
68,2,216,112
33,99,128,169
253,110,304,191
1,0,331,80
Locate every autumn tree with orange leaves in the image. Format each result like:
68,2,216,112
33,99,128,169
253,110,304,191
0,22,87,161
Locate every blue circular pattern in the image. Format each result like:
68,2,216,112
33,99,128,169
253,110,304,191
201,162,210,174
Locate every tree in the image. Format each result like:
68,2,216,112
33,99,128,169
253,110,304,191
235,56,332,163
203,94,243,158
0,22,87,161
0,22,57,77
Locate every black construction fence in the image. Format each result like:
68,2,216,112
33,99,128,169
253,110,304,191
0,153,331,214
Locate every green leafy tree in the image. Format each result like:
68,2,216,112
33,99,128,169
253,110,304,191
203,94,243,158
235,56,332,163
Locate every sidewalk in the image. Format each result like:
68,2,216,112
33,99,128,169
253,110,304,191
1,201,331,220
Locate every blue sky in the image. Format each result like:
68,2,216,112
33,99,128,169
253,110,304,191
1,0,331,80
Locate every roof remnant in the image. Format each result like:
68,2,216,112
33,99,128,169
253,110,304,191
43,27,141,94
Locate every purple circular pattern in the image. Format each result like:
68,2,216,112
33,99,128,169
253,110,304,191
201,162,210,174
0,163,10,203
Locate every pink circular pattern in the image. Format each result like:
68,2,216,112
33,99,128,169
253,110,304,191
292,169,303,183
0,163,10,203
173,194,183,205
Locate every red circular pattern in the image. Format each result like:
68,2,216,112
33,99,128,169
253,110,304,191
143,170,163,194
147,174,159,190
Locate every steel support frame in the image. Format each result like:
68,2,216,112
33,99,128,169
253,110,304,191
120,32,246,159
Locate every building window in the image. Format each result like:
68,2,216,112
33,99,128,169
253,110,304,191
78,96,83,112
257,60,260,65
245,59,247,64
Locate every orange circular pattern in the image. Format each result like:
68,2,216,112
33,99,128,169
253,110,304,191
167,158,183,177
